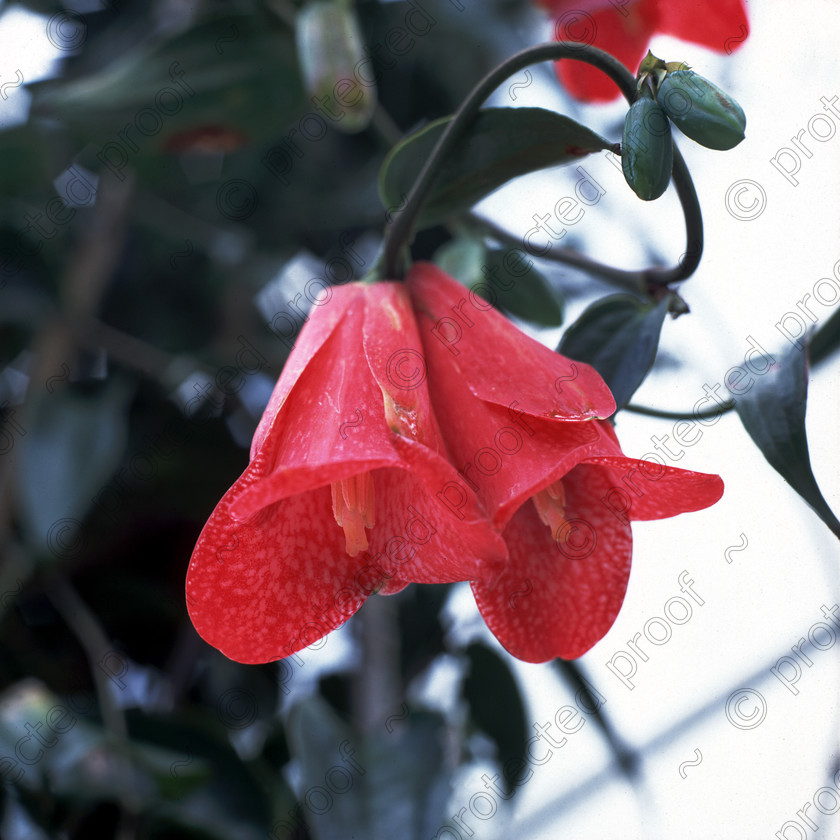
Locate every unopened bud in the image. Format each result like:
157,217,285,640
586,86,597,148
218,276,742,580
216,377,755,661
656,70,746,151
621,94,673,201
296,0,376,134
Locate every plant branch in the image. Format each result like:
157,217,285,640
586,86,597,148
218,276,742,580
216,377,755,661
623,400,735,421
380,41,703,289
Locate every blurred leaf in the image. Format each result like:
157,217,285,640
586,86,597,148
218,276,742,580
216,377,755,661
151,790,270,840
483,248,563,326
435,235,485,283
29,13,305,156
287,697,451,840
558,293,669,411
0,124,55,195
553,660,638,779
0,797,51,840
379,107,613,228
16,380,132,552
436,237,563,327
732,342,840,539
810,306,840,366
463,642,527,794
362,711,450,840
0,679,207,804
286,697,365,839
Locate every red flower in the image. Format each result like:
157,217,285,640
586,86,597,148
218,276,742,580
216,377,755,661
186,280,506,664
539,0,750,102
408,262,724,662
187,264,723,666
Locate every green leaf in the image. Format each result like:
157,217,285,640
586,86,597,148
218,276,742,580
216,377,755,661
15,381,132,554
0,124,54,195
287,697,451,840
732,342,840,539
463,643,528,794
483,248,564,327
558,293,669,411
810,306,840,367
379,107,613,229
435,238,563,327
362,711,451,840
29,14,305,155
435,236,486,284
286,697,366,840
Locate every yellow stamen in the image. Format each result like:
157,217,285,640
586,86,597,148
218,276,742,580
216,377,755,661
532,480,568,543
331,472,376,557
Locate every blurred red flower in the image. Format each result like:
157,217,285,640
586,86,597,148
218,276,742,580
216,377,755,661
538,0,750,102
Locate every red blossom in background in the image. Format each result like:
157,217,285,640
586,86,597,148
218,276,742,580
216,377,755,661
408,263,724,662
537,0,750,102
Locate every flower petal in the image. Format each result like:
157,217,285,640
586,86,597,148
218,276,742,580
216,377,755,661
187,460,506,663
471,463,632,662
251,284,365,459
235,282,440,516
409,262,615,420
581,454,724,523
657,0,749,53
187,484,370,665
552,0,660,102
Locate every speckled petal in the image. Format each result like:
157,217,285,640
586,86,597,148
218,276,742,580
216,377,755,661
471,463,632,662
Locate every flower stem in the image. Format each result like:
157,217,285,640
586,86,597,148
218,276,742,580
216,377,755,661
624,400,735,421
380,41,704,289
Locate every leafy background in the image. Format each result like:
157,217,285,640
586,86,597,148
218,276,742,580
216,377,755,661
1,0,839,838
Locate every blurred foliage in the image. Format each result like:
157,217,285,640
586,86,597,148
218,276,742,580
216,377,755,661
0,0,558,836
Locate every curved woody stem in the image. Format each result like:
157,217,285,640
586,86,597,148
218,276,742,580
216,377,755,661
381,41,704,290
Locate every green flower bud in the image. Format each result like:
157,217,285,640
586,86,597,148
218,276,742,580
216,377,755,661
656,69,746,151
296,0,376,134
622,95,673,201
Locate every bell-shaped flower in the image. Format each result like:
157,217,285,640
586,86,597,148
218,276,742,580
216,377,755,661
186,280,506,664
408,262,724,662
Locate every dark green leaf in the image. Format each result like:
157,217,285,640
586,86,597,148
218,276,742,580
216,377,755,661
362,711,451,840
0,124,54,195
558,293,669,411
379,107,613,229
810,306,840,367
732,342,840,539
435,238,563,327
29,14,305,155
483,248,563,327
286,697,366,840
287,697,451,840
463,642,528,794
15,381,132,553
